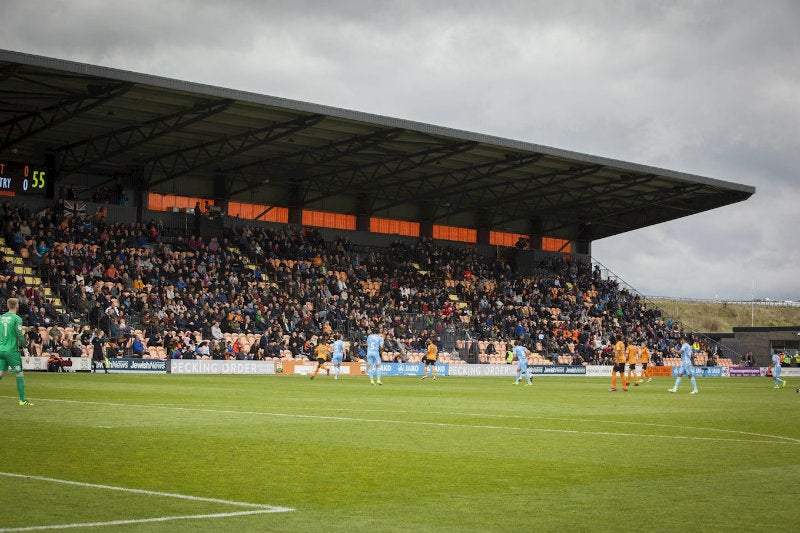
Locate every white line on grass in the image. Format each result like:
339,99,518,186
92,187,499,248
0,471,291,509
0,472,292,532
278,405,800,445
29,397,800,446
0,511,275,532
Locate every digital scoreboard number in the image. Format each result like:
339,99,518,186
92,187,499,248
0,161,47,195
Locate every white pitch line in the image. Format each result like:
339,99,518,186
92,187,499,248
0,472,293,532
31,397,800,445
0,510,278,532
0,472,292,511
276,405,800,445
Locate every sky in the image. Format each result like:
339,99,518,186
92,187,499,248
1,0,798,301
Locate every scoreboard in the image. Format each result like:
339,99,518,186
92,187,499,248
0,160,48,195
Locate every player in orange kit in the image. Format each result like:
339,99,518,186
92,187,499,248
640,343,651,383
610,334,628,392
310,339,331,380
421,337,438,380
626,341,640,387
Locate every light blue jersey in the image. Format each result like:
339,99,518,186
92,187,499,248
366,334,384,364
366,333,384,383
679,343,693,366
772,353,783,379
513,345,528,370
332,339,345,363
677,342,694,375
513,344,532,385
670,340,698,393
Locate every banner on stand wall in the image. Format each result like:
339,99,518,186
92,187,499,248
22,356,91,372
671,366,726,377
170,359,275,375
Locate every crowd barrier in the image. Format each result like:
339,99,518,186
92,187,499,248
276,361,450,377
673,366,726,377
277,360,362,376
22,356,91,372
21,358,800,379
648,366,674,377
22,356,167,372
729,367,800,378
171,360,274,375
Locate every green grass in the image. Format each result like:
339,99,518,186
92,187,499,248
1,373,799,532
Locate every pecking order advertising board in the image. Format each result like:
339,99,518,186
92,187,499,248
170,359,275,374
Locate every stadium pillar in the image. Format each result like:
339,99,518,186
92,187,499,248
213,173,228,214
288,181,303,225
420,222,433,239
576,222,592,256
133,165,146,223
528,216,543,250
476,209,490,245
356,193,370,232
418,201,435,239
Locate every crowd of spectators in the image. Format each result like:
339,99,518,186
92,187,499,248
0,199,703,364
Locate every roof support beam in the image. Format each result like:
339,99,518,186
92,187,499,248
433,164,605,225
488,171,651,228
54,98,235,175
533,174,657,214
545,183,708,237
145,113,323,188
370,152,546,213
0,64,20,83
226,127,405,197
300,140,478,206
0,81,133,151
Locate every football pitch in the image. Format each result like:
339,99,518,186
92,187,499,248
1,373,798,532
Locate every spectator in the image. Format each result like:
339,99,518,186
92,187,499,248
196,340,211,359
210,321,223,341
25,327,42,357
47,353,67,372
130,335,145,357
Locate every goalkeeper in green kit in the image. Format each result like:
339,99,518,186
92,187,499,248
0,298,33,406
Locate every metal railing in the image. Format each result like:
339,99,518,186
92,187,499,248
591,258,745,362
645,296,800,307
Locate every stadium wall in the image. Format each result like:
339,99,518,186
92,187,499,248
703,327,800,366
27,358,800,379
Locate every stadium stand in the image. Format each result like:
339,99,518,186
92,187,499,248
0,198,731,367
0,50,754,372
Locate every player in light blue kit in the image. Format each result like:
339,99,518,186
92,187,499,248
331,333,346,380
668,335,698,394
366,330,384,385
768,351,786,389
512,341,532,386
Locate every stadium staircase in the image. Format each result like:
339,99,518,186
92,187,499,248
0,237,67,318
591,258,741,362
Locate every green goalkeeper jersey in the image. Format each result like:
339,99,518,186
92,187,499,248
0,311,26,353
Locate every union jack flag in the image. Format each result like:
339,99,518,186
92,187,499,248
64,200,86,218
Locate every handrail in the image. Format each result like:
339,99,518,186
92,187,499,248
590,257,745,361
